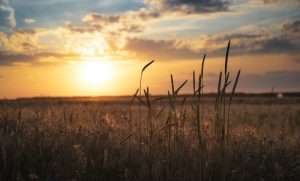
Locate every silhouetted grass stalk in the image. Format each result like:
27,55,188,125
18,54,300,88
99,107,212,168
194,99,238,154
138,60,154,153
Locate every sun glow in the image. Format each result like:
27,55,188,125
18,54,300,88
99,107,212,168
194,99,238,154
78,60,114,86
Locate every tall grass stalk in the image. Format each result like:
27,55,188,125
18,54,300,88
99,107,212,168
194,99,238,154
138,60,154,152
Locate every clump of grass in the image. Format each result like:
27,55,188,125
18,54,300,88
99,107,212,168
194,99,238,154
213,40,241,180
131,40,242,180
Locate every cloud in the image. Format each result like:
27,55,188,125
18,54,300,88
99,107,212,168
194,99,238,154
82,14,121,25
0,75,3,78
198,27,300,56
63,21,99,34
24,18,35,24
81,8,161,35
280,19,300,33
146,0,231,14
0,5,298,66
0,51,33,65
0,26,115,65
123,38,201,61
261,0,300,4
0,29,38,52
259,38,299,53
0,0,16,29
251,0,300,5
0,51,79,66
207,31,298,55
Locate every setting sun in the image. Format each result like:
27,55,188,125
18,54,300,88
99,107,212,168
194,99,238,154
78,60,114,86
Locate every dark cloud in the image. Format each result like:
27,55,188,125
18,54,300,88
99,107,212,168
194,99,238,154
250,0,300,6
146,0,231,14
16,29,36,35
82,13,120,25
259,0,300,4
0,51,79,66
21,42,36,50
64,22,99,34
260,38,299,53
0,51,33,65
81,8,161,34
83,10,160,24
124,38,201,61
205,30,300,57
119,24,144,33
281,19,300,33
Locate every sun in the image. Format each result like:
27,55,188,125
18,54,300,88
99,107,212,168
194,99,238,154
78,60,113,85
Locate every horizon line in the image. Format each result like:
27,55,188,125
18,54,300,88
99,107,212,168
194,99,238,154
1,91,298,100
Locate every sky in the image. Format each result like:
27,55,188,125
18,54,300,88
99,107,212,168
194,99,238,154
0,0,300,98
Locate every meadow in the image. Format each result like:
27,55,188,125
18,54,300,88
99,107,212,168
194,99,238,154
1,42,300,181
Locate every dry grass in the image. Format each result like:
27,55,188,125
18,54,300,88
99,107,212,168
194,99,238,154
1,97,300,180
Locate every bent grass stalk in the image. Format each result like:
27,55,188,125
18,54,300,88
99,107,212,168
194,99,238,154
138,60,154,153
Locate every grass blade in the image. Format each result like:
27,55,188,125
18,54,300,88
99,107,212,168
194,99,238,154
142,60,154,73
131,89,139,105
229,70,241,103
225,40,230,76
175,80,188,95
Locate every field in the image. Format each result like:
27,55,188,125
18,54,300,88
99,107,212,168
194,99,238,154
1,95,300,181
